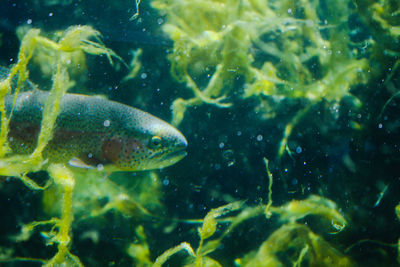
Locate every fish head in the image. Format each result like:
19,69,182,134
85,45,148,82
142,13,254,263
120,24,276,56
140,121,188,170
106,116,188,171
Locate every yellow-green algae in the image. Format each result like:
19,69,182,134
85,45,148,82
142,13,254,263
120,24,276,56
0,25,121,266
151,0,369,161
152,0,368,117
239,222,352,267
120,158,349,267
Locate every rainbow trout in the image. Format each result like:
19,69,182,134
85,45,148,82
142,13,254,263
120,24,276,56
1,68,187,171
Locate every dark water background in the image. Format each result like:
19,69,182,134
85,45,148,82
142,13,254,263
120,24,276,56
0,0,400,266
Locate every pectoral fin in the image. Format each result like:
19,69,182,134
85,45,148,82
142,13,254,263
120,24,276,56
68,157,95,169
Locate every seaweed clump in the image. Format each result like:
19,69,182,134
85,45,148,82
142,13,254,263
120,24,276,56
0,25,120,266
151,0,368,127
125,160,352,266
150,0,371,164
240,222,351,267
124,194,351,266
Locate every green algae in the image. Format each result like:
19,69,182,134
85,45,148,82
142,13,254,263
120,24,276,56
0,25,121,266
152,0,369,127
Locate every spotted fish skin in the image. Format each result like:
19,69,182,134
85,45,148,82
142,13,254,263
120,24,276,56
4,90,187,171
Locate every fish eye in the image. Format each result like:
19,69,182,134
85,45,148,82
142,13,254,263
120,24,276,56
150,135,162,148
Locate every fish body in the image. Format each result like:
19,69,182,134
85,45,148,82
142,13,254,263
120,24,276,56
1,72,187,171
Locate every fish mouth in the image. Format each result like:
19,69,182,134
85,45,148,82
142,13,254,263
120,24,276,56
162,148,187,162
141,148,186,170
161,137,188,163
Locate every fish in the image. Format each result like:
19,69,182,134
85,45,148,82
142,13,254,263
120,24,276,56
0,67,187,172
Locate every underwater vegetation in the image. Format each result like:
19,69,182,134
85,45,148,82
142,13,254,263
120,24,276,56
150,0,373,166
151,0,368,119
0,25,127,266
0,0,399,266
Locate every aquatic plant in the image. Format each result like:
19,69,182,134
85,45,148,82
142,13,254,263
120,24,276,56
239,222,353,267
152,201,243,267
133,159,349,266
354,0,400,106
151,0,369,160
354,0,400,47
0,25,121,266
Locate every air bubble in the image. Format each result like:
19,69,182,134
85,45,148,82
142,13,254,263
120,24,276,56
97,164,104,171
222,150,235,167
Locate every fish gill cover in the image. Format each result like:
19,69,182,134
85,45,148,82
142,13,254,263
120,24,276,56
0,0,399,266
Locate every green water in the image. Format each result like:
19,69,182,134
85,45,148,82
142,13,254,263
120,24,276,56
0,0,399,266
